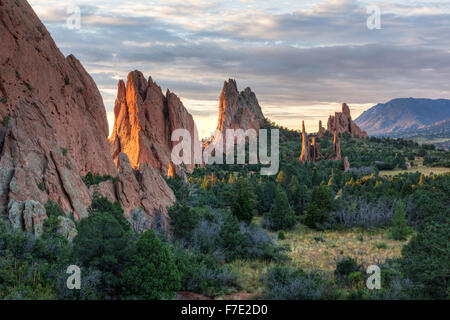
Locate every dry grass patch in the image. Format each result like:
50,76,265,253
277,224,409,272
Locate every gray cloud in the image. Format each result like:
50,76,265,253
30,0,450,135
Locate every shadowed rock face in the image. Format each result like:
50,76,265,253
217,79,265,132
109,71,199,174
0,0,116,176
203,79,266,154
0,99,92,223
327,103,368,139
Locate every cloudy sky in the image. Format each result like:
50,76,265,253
28,0,450,137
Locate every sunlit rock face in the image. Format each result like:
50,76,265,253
0,0,116,176
109,71,200,174
327,104,368,139
299,121,323,163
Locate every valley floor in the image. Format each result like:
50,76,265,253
380,157,450,176
215,222,409,300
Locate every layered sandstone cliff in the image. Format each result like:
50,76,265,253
109,71,200,174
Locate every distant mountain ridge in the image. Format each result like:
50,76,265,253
355,98,450,136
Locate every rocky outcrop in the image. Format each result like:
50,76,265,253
86,152,176,233
0,99,92,221
317,120,326,138
8,200,47,237
115,153,176,231
0,1,177,236
344,156,350,172
299,121,322,163
333,131,342,160
327,104,368,139
299,122,343,163
217,79,265,132
56,216,78,241
109,71,200,174
299,121,310,163
0,0,116,176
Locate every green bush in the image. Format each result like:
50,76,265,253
263,265,337,300
168,202,202,240
121,230,181,299
278,230,286,240
401,215,450,299
348,272,362,286
81,172,115,188
171,244,237,297
44,201,65,233
73,195,131,298
335,257,360,280
375,242,388,249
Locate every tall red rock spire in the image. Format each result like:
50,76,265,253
333,130,342,160
109,71,200,174
216,79,265,132
299,121,310,163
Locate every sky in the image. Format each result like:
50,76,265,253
28,0,450,138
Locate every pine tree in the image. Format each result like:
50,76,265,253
312,184,333,212
121,230,181,299
232,178,255,224
266,186,296,230
390,201,412,241
304,185,333,229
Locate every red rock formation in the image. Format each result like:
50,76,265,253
344,156,350,172
0,1,177,236
0,99,92,222
217,79,265,132
115,153,175,229
1,98,176,233
167,161,176,178
299,121,322,163
299,121,310,163
0,0,116,176
310,137,323,162
318,120,326,138
327,103,368,139
333,131,342,160
109,71,200,174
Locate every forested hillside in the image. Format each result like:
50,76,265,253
1,120,448,300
